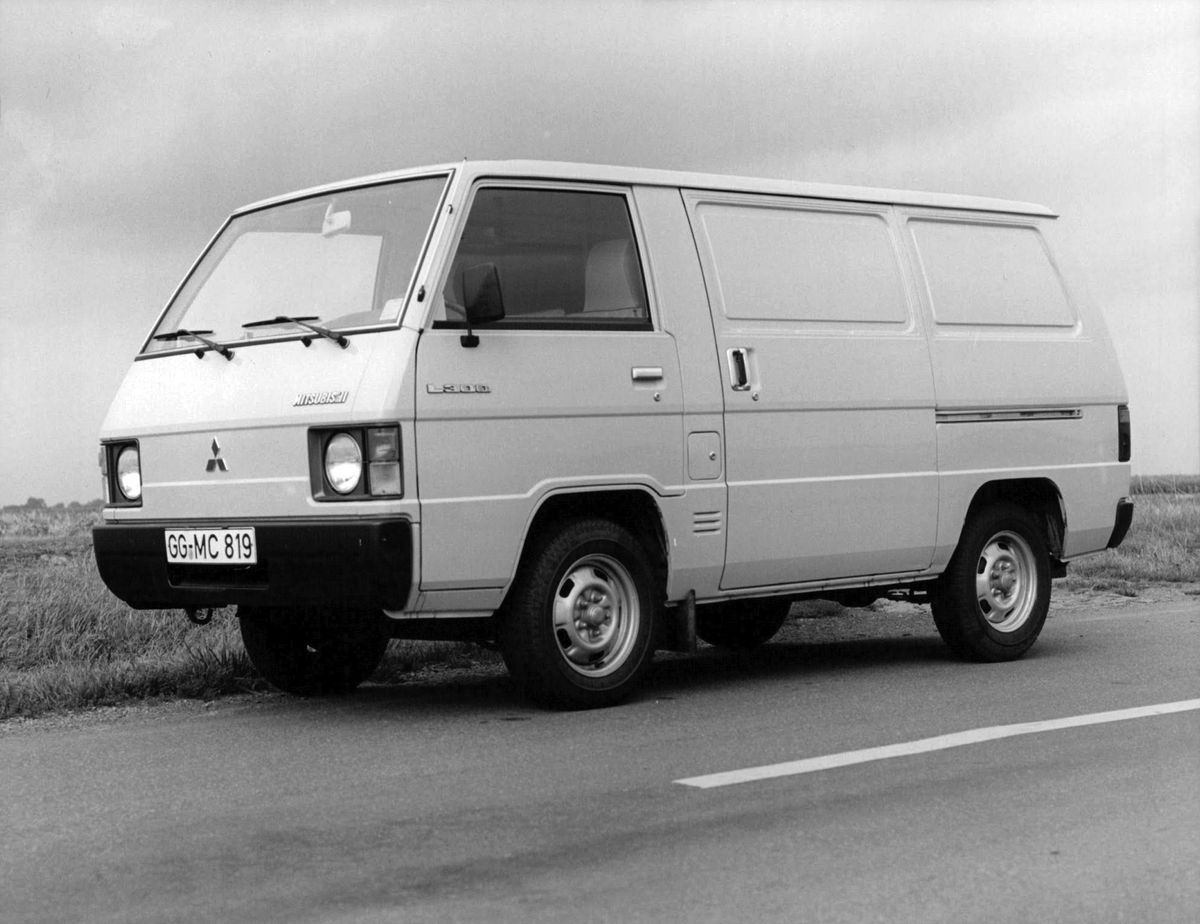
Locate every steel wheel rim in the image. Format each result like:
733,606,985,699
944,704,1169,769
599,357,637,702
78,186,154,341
974,530,1037,633
551,553,640,678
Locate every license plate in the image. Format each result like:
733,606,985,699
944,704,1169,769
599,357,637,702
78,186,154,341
165,528,257,565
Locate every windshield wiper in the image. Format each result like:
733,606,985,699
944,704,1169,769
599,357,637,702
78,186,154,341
241,315,349,349
152,328,234,360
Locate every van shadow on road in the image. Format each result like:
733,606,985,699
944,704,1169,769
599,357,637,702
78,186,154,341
305,605,1105,720
646,632,950,698
335,612,963,717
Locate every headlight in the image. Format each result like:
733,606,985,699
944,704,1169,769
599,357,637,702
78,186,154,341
324,432,363,494
309,425,402,500
116,445,142,501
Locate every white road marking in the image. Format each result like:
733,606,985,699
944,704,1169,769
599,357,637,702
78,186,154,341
674,698,1200,789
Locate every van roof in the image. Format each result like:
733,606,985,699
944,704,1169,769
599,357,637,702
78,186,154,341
237,159,1058,218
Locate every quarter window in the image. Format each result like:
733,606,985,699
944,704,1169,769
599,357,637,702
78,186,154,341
910,220,1076,327
439,188,649,329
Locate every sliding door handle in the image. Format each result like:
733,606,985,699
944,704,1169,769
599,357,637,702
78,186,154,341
631,366,664,382
727,348,751,391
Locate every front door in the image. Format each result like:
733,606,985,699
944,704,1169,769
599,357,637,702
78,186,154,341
414,183,683,597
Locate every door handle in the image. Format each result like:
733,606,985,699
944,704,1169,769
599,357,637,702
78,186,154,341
631,366,664,382
727,349,751,391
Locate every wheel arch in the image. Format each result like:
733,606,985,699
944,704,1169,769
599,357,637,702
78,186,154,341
518,488,669,581
963,478,1066,563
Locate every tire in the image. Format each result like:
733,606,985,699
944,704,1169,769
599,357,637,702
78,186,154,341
931,503,1051,662
238,606,389,696
696,598,790,650
500,518,660,709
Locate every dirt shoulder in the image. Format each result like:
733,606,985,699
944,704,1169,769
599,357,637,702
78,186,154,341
1050,581,1200,612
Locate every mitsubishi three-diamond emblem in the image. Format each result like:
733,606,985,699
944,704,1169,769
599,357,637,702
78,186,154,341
206,438,229,473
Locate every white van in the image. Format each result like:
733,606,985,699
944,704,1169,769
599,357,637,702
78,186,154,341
94,160,1133,708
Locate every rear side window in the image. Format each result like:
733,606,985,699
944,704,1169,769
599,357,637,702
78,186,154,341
690,199,910,325
910,220,1076,327
438,187,650,329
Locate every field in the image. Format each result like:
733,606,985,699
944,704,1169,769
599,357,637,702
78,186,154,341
2,477,1198,721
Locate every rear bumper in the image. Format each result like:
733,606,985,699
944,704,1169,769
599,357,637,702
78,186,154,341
1107,497,1134,549
93,518,413,610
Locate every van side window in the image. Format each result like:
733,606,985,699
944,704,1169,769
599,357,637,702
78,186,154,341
691,200,909,325
437,188,650,329
910,220,1076,327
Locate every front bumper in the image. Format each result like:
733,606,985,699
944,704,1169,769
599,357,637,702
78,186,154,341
93,518,413,610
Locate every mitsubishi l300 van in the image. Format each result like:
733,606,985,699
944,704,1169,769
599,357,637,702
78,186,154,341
94,160,1133,708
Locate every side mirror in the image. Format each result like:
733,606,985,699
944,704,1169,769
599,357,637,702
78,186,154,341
459,262,504,348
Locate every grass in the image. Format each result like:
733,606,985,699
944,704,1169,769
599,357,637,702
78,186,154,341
1130,474,1200,495
2,478,1197,721
0,533,257,719
0,513,494,721
1061,489,1200,594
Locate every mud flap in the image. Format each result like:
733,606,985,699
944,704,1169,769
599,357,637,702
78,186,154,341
660,589,697,652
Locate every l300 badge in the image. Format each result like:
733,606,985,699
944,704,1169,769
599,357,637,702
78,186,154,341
426,384,492,394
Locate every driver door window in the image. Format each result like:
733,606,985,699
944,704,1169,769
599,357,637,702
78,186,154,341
437,187,650,329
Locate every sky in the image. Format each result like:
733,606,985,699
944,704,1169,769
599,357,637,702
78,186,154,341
1,0,1197,506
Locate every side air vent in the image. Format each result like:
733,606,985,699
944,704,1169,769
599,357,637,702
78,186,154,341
693,511,723,535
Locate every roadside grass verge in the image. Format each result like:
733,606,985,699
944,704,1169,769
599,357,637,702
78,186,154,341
0,526,495,721
2,479,1196,721
1131,474,1200,495
1061,490,1200,594
0,539,258,719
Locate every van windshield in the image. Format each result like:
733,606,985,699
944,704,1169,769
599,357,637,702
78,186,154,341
143,174,448,355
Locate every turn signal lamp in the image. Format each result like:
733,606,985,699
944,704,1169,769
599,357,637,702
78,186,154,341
366,427,402,496
99,446,110,504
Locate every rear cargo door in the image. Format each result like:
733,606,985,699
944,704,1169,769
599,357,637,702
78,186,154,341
684,191,938,589
414,183,683,597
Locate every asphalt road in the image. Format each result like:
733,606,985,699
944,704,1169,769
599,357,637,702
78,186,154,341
3,592,1198,923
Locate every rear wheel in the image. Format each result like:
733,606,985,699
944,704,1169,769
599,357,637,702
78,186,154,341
500,518,659,709
932,503,1051,662
238,606,389,695
696,598,790,650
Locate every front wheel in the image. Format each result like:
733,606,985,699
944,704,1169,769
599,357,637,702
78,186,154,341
238,606,389,695
931,503,1051,662
500,518,660,709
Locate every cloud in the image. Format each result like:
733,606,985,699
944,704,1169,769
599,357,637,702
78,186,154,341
6,0,1189,252
0,105,59,224
94,3,170,50
0,0,1196,500
6,0,1195,270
